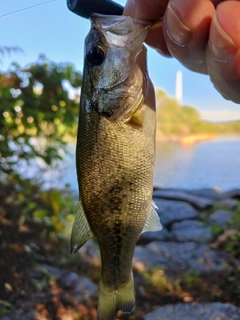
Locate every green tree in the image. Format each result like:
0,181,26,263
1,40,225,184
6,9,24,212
0,54,81,178
180,105,201,133
0,46,22,62
155,87,167,103
157,97,182,134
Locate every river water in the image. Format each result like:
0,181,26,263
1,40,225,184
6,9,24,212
32,135,240,192
153,135,240,191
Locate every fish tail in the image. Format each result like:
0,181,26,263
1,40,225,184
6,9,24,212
97,272,135,320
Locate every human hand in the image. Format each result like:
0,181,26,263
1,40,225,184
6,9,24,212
123,0,240,103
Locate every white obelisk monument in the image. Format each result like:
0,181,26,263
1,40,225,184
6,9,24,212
175,70,182,104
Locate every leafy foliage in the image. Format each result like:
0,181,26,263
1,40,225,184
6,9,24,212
0,54,81,178
0,173,76,296
225,232,240,258
156,94,201,135
156,89,240,136
0,46,22,62
0,54,82,316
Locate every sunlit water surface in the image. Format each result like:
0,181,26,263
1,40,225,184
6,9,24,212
21,135,240,192
153,135,240,191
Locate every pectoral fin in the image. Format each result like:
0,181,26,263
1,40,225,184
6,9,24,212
128,103,144,128
141,201,162,233
69,199,94,254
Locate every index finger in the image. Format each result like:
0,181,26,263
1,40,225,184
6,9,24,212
123,0,171,55
123,0,169,20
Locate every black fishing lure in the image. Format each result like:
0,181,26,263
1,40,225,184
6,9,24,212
67,0,124,19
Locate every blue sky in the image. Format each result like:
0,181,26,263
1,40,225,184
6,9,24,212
1,0,240,116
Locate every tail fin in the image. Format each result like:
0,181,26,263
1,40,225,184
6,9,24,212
97,273,135,320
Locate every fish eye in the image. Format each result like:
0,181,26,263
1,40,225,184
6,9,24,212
86,46,105,66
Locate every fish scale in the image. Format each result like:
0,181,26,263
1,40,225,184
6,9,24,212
70,13,162,320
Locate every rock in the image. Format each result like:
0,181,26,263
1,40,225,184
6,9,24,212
154,199,199,227
222,189,240,200
134,241,232,274
215,198,238,210
208,210,232,228
171,220,213,243
143,302,240,320
188,188,224,200
30,264,97,305
153,189,215,209
57,270,97,305
138,227,171,245
171,220,203,230
1,301,35,320
78,239,100,266
1,312,34,320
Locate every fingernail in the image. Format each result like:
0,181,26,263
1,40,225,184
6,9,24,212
209,14,238,61
165,4,192,46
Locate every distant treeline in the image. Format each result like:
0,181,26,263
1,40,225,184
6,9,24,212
155,89,240,136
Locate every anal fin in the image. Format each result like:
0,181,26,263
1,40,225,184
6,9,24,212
69,199,94,254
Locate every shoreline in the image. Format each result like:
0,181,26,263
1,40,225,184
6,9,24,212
155,133,238,145
156,133,216,145
180,133,216,146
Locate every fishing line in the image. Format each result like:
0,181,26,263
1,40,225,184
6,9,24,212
0,0,58,18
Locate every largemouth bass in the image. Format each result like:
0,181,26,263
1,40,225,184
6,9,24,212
70,14,162,320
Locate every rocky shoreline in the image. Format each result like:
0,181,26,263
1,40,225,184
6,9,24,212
136,187,240,319
2,187,240,320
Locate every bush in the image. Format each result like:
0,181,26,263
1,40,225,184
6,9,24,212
0,54,81,178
